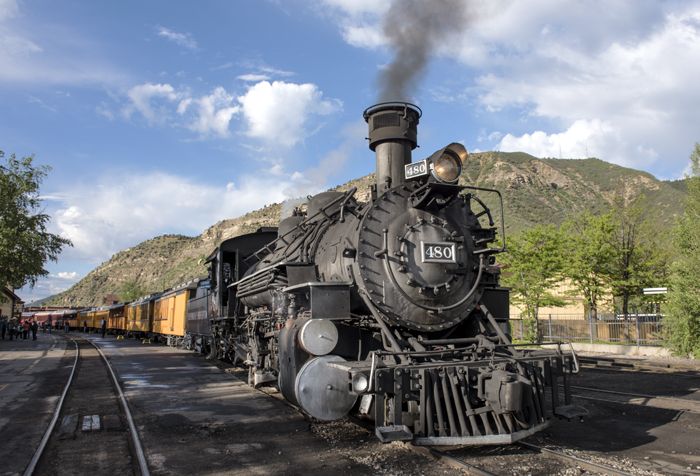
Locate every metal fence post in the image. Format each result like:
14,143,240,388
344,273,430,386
636,316,641,347
589,310,594,344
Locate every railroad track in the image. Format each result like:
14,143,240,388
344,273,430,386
568,384,700,414
578,356,697,373
241,363,655,475
429,440,637,476
24,335,149,476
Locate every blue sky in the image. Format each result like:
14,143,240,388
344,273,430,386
2,0,699,302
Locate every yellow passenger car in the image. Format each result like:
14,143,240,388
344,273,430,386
152,281,201,342
91,307,109,331
107,304,126,333
63,310,79,330
77,309,91,331
66,309,82,330
125,294,158,336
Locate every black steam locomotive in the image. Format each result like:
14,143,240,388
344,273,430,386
201,103,583,445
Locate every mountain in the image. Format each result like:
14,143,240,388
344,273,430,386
46,152,687,306
461,152,686,234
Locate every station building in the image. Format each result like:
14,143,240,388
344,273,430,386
1,287,23,320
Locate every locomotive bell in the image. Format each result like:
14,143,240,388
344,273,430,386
363,102,421,195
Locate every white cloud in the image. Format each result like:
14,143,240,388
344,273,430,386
156,26,197,50
317,0,388,47
235,63,295,83
342,23,386,49
237,73,270,82
49,169,328,264
96,102,115,120
120,80,342,145
237,81,342,147
473,6,700,170
185,87,240,137
27,94,57,112
18,274,79,303
123,83,179,124
119,85,218,134
16,269,81,303
320,0,386,17
211,61,233,71
497,119,625,160
0,0,18,21
320,1,700,175
0,2,126,85
257,65,295,77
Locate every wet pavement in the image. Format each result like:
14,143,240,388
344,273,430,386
539,366,700,475
34,338,135,476
83,335,453,475
0,332,73,476
3,332,699,475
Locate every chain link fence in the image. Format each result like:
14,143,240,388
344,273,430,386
510,313,664,346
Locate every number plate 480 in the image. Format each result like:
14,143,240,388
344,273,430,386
421,242,456,263
404,160,429,180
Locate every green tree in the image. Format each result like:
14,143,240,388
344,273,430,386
119,279,145,302
607,196,670,316
0,151,72,292
665,143,700,357
500,224,567,342
561,212,616,320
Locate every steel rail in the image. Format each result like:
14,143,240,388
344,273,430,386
86,337,150,476
570,384,696,404
427,448,498,476
23,336,79,476
578,357,696,373
516,441,635,476
567,385,700,414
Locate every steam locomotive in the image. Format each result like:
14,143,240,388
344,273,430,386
194,103,585,445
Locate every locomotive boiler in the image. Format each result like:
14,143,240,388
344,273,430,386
206,103,584,445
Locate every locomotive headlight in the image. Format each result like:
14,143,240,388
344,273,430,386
432,152,462,183
351,372,370,393
425,143,467,184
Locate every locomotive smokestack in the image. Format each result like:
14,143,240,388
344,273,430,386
363,102,421,195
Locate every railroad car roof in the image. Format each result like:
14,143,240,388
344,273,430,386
127,293,162,306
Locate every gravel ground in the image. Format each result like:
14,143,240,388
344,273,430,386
310,419,464,476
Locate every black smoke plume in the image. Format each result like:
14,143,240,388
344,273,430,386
378,0,467,102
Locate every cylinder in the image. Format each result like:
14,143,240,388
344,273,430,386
363,103,421,195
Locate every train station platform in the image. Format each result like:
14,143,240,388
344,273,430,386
0,333,450,475
0,334,72,475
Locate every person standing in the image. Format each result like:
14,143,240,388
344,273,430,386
83,320,87,333
8,319,15,340
1,317,6,340
100,318,107,338
47,316,52,335
30,320,38,341
22,320,30,340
